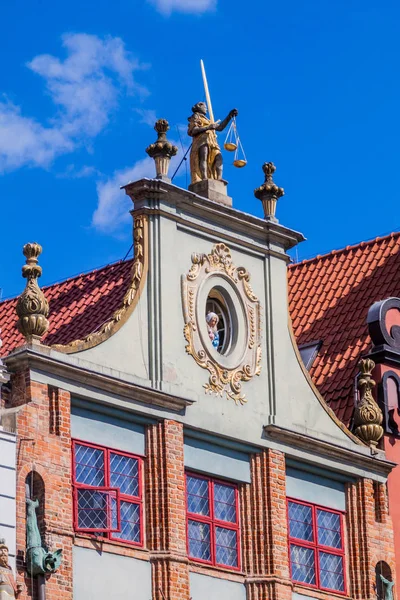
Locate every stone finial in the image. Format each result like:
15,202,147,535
145,119,178,180
354,358,384,447
16,243,49,343
254,162,285,222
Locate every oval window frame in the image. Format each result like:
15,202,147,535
197,274,248,370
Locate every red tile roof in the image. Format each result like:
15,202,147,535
288,232,400,426
2,231,400,429
0,259,133,355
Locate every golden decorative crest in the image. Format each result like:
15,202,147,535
182,243,262,405
53,215,148,353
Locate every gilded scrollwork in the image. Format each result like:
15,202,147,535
182,243,262,405
53,215,148,353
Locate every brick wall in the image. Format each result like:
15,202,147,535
347,478,396,600
11,371,73,600
8,368,397,600
146,420,189,600
240,449,292,600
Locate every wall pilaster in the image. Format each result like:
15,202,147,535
146,420,189,600
240,449,292,600
346,478,396,600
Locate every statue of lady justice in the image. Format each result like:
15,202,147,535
187,102,238,184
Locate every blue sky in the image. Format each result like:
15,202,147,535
1,0,399,298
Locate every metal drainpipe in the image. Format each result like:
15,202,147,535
38,575,46,600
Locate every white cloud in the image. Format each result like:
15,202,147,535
57,164,99,179
0,34,147,173
0,100,72,171
92,147,184,234
148,0,216,15
135,108,157,127
92,158,155,233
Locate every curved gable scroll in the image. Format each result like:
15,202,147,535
181,243,262,406
52,215,148,354
368,297,400,350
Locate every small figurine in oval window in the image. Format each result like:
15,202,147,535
206,312,220,350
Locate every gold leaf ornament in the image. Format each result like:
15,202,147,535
182,243,262,405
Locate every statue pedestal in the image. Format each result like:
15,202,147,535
189,179,232,207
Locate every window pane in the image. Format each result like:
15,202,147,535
77,488,115,531
188,520,211,561
214,483,236,523
112,501,140,543
288,502,313,542
319,551,344,592
186,476,210,516
75,444,105,487
215,526,238,567
290,544,316,585
110,453,139,497
317,509,342,549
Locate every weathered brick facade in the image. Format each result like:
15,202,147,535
240,450,291,600
12,373,73,600
146,421,190,600
8,368,397,600
346,479,396,600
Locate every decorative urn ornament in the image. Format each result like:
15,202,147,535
145,119,178,179
16,243,49,342
254,162,284,221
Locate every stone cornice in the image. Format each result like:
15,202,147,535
4,345,193,413
263,423,396,478
366,345,400,366
124,178,305,254
149,550,189,564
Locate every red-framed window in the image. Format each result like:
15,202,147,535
287,498,346,594
72,440,143,546
185,472,240,570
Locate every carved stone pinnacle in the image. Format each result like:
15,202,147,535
145,119,178,180
254,162,285,222
354,358,384,447
16,243,49,343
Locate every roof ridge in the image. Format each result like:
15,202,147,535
1,258,133,304
289,231,400,269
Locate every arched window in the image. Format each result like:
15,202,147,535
375,561,393,600
206,291,232,354
381,372,400,436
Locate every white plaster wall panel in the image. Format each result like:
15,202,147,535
0,466,16,491
71,406,145,455
0,431,17,469
76,284,150,381
266,254,355,448
190,572,246,600
0,429,16,571
0,497,15,526
73,546,151,600
184,437,251,483
293,593,318,600
286,467,346,511
157,217,271,442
